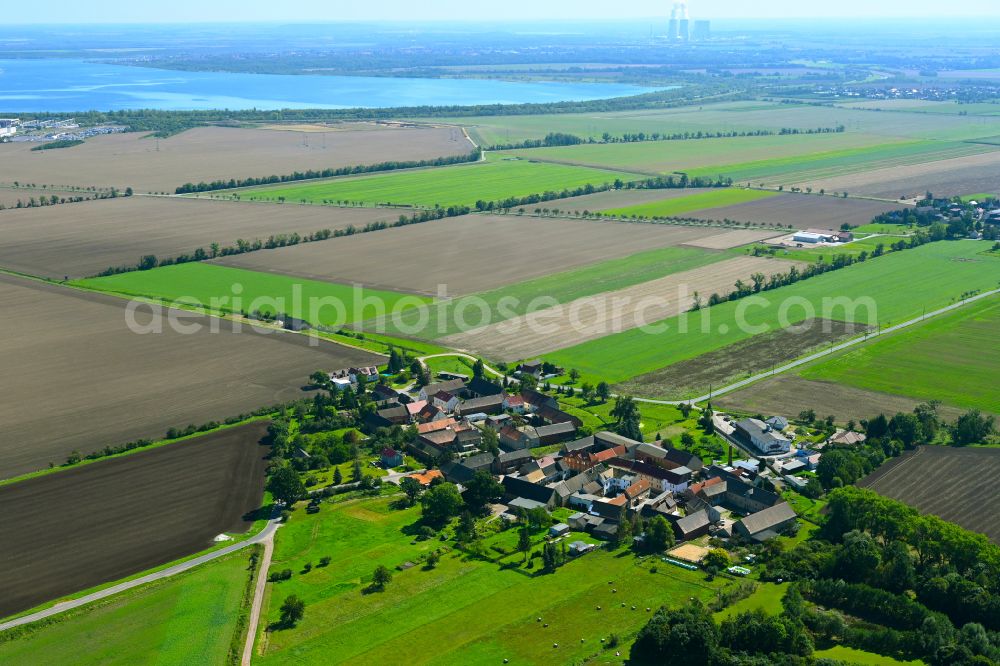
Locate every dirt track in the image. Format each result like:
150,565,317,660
0,274,382,477
214,214,717,296
0,125,471,192
0,421,269,619
0,196,398,280
440,256,798,361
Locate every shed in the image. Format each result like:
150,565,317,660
549,523,570,538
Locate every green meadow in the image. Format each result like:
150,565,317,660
233,154,640,208
75,263,430,327
0,550,253,666
813,645,925,666
543,241,1000,387
763,235,898,263
800,295,1000,414
713,583,788,621
256,495,726,665
605,188,779,218
362,245,723,339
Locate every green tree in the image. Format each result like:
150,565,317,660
569,368,580,384
480,426,500,454
473,358,485,379
372,564,392,590
420,482,464,527
951,410,995,446
633,602,719,665
645,515,675,552
279,594,305,627
703,548,730,570
332,466,343,485
351,458,363,482
612,395,643,442
518,525,532,562
614,517,633,548
596,381,611,402
267,465,305,506
698,403,715,434
463,470,504,516
400,476,423,505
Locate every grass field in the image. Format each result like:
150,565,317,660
813,645,925,665
713,583,788,621
0,550,254,666
236,154,640,208
77,263,430,327
256,495,726,665
542,241,1000,388
605,188,779,217
800,295,1000,414
365,245,725,339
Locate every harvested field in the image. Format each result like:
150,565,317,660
715,375,965,425
859,446,1000,543
0,421,268,619
681,228,785,249
0,196,398,280
0,274,382,477
439,256,798,362
803,149,1000,200
0,125,472,192
0,187,84,208
214,214,717,296
617,320,870,400
686,193,905,229
534,188,714,213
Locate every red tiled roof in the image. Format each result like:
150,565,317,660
417,418,457,434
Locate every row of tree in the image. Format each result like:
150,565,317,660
487,125,846,150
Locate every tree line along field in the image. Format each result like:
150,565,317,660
230,153,641,209
859,446,1000,543
254,495,727,665
0,421,268,619
0,549,255,665
0,273,382,477
0,196,402,281
798,295,1000,415
212,214,718,297
77,263,431,327
603,188,780,218
0,124,473,193
542,241,1000,391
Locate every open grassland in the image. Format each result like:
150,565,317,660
803,149,1000,200
214,214,716,297
860,446,1000,543
715,375,967,425
687,140,997,187
361,245,724,339
543,241,1000,389
814,645,925,666
256,496,725,665
0,422,267,619
507,132,892,175
687,192,904,229
234,154,639,208
800,296,1000,414
713,583,787,621
605,187,779,217
0,274,382,477
439,256,799,362
429,100,1000,145
0,196,399,280
0,550,254,665
77,263,430,327
617,320,869,400
0,124,472,192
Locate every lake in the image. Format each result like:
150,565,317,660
0,59,664,112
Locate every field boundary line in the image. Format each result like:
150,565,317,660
0,520,281,634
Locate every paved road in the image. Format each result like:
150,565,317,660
241,528,277,666
419,288,1000,408
0,519,281,634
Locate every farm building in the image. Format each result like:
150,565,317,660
380,447,403,468
733,502,797,542
549,523,570,538
732,418,792,455
792,231,829,244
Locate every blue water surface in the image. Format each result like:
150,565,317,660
0,59,664,112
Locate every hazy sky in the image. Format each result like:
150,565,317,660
6,0,1000,23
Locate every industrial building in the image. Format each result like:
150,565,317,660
667,3,710,41
0,119,19,138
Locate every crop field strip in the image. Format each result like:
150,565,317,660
0,274,382,477
684,193,905,229
213,214,718,297
859,446,1000,543
231,153,642,208
531,187,717,213
681,228,787,249
0,421,268,619
603,188,780,218
0,196,402,280
799,295,1000,414
0,124,473,192
439,256,799,362
541,241,1000,389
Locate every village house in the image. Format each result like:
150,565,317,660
501,475,558,509
466,377,503,398
380,447,403,468
611,458,693,493
673,509,712,541
499,424,538,451
733,502,797,542
492,449,534,475
418,379,467,402
534,422,577,446
456,393,506,416
441,452,496,484
431,390,460,412
563,445,627,472
732,418,792,455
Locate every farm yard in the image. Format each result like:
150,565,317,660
0,549,256,665
231,153,639,208
213,214,718,296
0,124,473,192
0,421,268,619
0,273,382,477
0,196,402,280
859,446,1000,543
438,256,799,362
800,295,1000,414
254,495,726,665
542,241,1000,388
